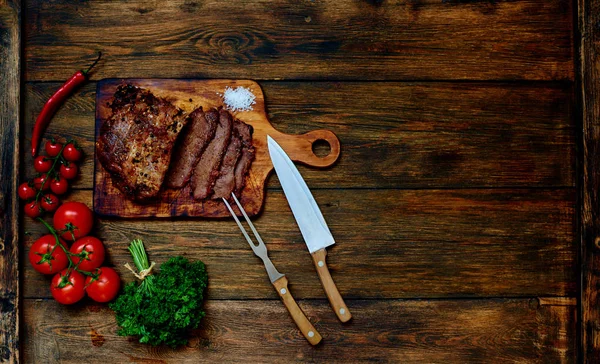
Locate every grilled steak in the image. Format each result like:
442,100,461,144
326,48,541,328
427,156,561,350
211,126,243,199
96,84,187,202
166,108,218,188
233,121,255,195
190,108,233,200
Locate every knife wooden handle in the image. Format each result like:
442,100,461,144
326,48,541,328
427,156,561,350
272,276,322,345
311,249,352,322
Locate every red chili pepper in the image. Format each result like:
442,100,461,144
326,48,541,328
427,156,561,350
31,52,102,157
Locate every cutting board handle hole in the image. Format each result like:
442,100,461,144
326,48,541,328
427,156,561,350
312,139,331,158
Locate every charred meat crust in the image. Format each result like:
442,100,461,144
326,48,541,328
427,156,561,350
98,85,256,203
96,84,188,202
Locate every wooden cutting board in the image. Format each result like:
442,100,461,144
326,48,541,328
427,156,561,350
93,79,340,218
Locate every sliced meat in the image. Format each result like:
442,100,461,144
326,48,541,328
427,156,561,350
211,127,243,199
190,108,233,200
233,121,255,195
166,108,218,188
96,84,188,202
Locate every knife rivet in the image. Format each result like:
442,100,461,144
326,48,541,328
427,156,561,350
308,331,315,338
318,260,324,267
339,308,346,315
280,288,287,295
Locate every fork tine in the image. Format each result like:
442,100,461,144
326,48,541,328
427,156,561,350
230,193,266,247
222,198,257,251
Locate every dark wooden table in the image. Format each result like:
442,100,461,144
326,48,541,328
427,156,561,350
1,0,600,362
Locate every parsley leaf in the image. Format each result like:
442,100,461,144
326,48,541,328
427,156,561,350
110,239,208,347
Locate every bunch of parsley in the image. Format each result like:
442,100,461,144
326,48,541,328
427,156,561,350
110,239,208,347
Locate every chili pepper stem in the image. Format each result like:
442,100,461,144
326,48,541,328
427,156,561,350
83,52,102,75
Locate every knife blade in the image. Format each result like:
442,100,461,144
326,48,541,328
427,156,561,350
268,135,351,322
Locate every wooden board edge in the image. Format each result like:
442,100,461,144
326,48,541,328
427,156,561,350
579,0,600,362
0,1,21,363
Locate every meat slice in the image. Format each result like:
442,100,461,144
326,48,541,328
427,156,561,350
211,126,243,199
166,108,218,188
233,121,255,195
96,84,187,202
190,108,233,200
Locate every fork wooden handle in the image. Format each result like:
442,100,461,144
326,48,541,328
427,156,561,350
311,249,352,322
272,276,322,345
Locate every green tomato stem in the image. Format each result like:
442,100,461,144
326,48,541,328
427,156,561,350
36,216,86,273
34,139,73,203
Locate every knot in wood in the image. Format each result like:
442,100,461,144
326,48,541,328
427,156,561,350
205,31,253,64
199,28,276,64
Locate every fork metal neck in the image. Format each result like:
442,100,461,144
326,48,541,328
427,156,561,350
262,256,285,283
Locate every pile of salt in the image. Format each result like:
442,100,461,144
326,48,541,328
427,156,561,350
221,86,256,112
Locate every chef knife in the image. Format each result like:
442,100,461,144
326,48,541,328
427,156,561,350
268,135,351,322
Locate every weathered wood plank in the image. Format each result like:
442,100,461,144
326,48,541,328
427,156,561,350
22,298,577,363
22,82,575,188
579,0,600,361
0,1,21,363
23,0,573,81
22,189,576,299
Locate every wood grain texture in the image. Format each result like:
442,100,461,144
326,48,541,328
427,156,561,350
22,298,577,363
0,1,20,363
23,0,573,81
23,82,575,189
22,189,575,300
18,1,580,361
272,276,322,345
311,249,351,323
94,79,339,218
580,0,600,361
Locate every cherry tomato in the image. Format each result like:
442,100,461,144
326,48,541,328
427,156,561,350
24,201,42,218
34,156,52,173
40,193,60,212
50,178,69,195
33,173,50,191
85,267,121,303
28,234,68,275
63,143,83,162
70,236,105,272
18,182,36,200
59,162,78,180
53,202,94,241
51,269,86,305
45,140,63,157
